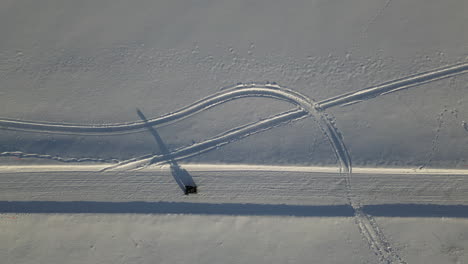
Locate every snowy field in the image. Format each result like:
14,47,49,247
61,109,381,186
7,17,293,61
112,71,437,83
1,0,468,263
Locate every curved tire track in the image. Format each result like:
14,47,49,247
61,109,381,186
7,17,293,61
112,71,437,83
4,62,466,263
0,84,307,135
0,84,353,174
1,62,466,136
88,86,400,263
102,108,309,171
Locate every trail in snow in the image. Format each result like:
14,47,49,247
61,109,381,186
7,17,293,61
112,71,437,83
102,108,308,171
0,109,308,166
0,84,308,135
0,151,119,164
1,62,467,136
316,62,468,110
3,62,466,264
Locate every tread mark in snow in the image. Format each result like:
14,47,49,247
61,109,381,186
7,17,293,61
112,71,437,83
316,62,468,110
1,62,467,135
3,62,467,263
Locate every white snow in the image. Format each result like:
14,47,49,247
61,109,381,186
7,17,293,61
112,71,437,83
1,0,467,263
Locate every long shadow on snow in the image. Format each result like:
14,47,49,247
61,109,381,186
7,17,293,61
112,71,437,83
136,108,197,195
1,201,468,218
0,201,353,217
363,204,468,218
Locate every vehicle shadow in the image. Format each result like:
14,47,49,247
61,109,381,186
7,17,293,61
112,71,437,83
137,108,197,195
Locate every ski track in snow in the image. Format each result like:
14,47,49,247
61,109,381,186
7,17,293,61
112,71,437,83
2,62,468,263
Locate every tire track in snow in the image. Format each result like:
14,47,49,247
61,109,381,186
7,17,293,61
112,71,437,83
102,108,309,171
93,91,401,263
0,109,309,166
97,85,352,175
0,84,308,135
353,202,408,264
316,62,468,110
3,62,467,263
2,61,467,136
0,109,306,166
0,83,353,175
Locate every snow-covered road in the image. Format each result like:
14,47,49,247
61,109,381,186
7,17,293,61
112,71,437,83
1,165,468,264
1,164,467,208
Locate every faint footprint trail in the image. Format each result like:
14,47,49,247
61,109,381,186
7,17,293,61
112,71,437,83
2,62,468,264
361,0,393,38
419,107,447,170
0,151,119,164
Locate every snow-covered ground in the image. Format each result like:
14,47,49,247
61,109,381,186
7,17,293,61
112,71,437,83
1,165,468,263
2,214,468,264
1,0,467,263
